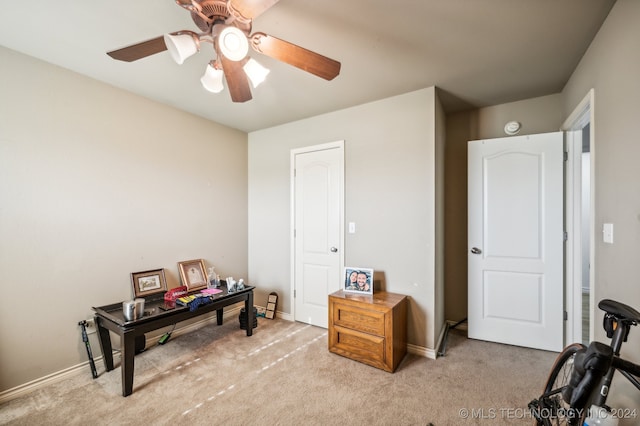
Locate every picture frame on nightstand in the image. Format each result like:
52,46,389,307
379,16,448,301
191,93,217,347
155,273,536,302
343,267,374,294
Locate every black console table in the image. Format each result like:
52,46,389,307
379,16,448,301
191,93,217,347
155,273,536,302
93,285,254,396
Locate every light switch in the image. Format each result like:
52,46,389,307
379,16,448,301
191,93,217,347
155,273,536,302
603,223,614,244
348,222,356,234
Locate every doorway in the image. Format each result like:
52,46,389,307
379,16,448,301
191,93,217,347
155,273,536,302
291,141,344,328
562,89,594,346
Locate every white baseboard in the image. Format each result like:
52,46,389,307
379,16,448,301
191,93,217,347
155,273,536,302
407,343,437,360
408,319,470,360
0,361,94,404
275,310,292,321
0,305,246,404
2,306,423,403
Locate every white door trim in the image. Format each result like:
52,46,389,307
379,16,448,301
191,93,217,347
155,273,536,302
561,88,595,344
290,140,345,323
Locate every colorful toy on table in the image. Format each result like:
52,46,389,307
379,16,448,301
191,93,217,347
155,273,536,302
176,288,224,311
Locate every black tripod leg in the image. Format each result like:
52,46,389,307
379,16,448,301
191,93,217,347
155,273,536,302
79,320,98,379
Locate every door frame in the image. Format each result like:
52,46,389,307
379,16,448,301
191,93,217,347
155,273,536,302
561,89,595,345
290,140,345,323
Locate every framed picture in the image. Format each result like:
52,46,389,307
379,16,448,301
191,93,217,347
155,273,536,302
131,268,167,298
343,267,374,294
178,259,208,292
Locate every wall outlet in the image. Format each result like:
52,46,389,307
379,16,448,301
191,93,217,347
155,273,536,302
85,317,96,334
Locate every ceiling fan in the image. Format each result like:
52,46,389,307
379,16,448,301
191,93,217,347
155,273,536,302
107,0,341,103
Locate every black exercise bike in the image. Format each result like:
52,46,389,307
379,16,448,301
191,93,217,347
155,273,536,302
529,299,640,425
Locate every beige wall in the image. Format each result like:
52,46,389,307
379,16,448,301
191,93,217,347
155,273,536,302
4,0,639,403
444,94,564,322
475,94,564,140
561,0,640,414
0,47,248,392
248,87,444,351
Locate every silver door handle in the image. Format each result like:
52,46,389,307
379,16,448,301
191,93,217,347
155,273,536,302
471,247,482,254
330,247,338,253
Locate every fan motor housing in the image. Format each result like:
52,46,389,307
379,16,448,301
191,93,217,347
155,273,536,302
192,0,232,32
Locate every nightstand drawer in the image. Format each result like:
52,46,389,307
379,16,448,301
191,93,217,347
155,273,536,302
331,325,386,365
332,302,386,336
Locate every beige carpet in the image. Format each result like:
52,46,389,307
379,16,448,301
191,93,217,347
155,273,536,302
0,318,557,425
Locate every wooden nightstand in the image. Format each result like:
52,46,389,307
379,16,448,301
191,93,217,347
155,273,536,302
328,290,407,372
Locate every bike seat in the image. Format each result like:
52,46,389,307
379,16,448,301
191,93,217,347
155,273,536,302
598,299,640,324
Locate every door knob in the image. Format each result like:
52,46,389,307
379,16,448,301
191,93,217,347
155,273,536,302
330,247,338,253
471,247,482,254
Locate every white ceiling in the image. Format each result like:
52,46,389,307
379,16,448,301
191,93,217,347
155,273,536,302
0,0,616,132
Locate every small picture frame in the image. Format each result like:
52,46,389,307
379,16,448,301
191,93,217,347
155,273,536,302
131,268,167,298
178,259,208,292
343,267,374,294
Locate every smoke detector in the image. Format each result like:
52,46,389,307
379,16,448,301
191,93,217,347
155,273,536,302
504,121,521,135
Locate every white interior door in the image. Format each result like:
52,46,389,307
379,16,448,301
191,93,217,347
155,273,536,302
468,132,564,352
293,142,343,328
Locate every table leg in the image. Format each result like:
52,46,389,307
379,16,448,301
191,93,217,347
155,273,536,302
121,331,136,397
216,309,223,325
246,291,254,336
95,317,114,371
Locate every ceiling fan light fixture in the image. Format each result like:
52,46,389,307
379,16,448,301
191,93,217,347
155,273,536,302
164,33,199,64
106,0,341,103
200,63,224,93
218,26,249,61
243,58,270,88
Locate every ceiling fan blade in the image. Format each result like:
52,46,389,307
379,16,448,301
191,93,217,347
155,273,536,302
220,56,252,103
229,0,280,20
107,36,167,62
250,33,341,81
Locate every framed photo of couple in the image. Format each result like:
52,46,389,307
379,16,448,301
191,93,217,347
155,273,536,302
343,267,374,294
